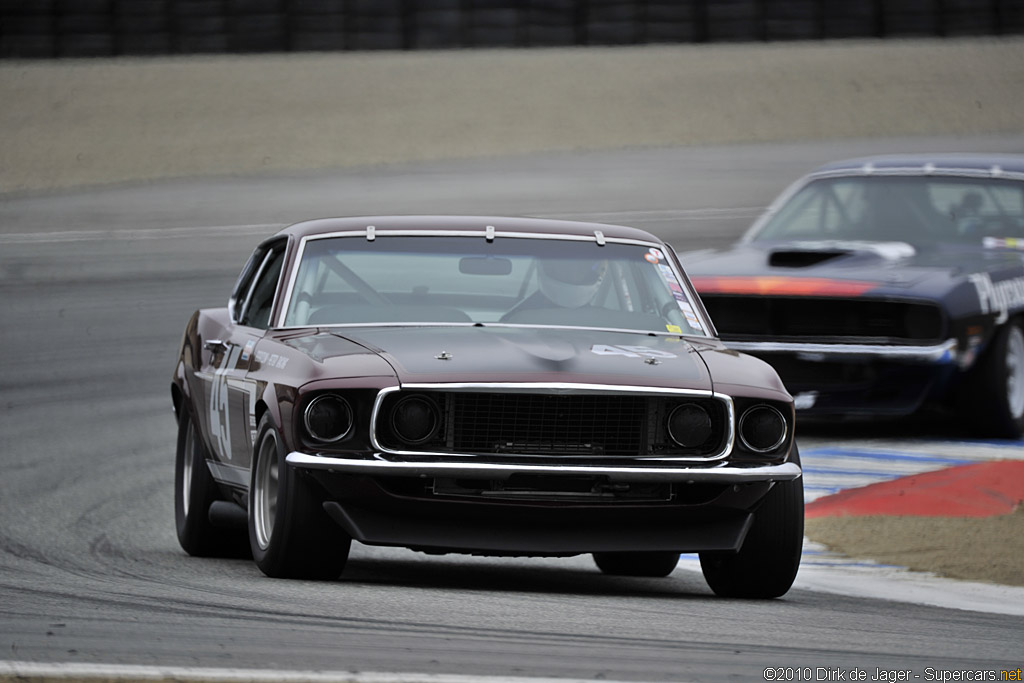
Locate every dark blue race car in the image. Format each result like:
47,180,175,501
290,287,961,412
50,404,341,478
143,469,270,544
683,154,1024,438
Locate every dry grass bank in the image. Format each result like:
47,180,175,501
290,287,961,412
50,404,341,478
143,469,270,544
1,38,1022,194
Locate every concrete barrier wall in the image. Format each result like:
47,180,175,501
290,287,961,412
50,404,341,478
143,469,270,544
2,0,1023,58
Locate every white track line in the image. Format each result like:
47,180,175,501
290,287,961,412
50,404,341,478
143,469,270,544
0,207,766,245
544,207,764,225
0,223,283,245
0,662,663,683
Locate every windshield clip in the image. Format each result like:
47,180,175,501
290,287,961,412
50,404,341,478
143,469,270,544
485,225,495,242
366,225,376,242
594,230,606,246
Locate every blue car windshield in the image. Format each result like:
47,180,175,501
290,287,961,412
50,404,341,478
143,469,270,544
281,236,709,336
752,175,1024,247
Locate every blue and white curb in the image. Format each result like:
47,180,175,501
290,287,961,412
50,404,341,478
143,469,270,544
802,448,974,502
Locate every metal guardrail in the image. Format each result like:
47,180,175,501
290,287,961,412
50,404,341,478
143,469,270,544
1,0,1022,59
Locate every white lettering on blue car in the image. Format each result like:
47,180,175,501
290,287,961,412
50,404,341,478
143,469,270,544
969,272,1024,324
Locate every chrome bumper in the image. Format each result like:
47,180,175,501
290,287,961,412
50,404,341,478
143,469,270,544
286,452,802,483
724,338,958,363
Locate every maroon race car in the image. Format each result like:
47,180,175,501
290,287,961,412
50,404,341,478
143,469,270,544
171,216,804,598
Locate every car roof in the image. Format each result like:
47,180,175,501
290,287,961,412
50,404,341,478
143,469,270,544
273,215,662,244
811,154,1024,178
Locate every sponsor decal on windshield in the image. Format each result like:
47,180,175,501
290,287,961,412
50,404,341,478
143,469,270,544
649,256,706,333
677,301,702,331
983,237,1024,250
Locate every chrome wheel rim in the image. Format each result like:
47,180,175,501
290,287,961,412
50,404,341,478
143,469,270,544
182,420,195,518
253,430,279,551
1007,325,1024,420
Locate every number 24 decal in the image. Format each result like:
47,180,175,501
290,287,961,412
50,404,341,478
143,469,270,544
591,345,677,359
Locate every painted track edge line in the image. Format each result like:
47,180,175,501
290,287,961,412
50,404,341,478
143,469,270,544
0,662,667,683
0,223,283,245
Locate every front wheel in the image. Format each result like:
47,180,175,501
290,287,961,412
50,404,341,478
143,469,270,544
699,448,804,599
248,415,351,579
963,320,1024,439
592,551,680,578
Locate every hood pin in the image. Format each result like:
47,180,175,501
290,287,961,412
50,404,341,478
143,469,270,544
435,351,453,361
645,357,661,366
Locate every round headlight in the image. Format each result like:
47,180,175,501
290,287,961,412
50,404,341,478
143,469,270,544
304,394,353,443
667,403,713,448
738,405,787,453
390,394,440,445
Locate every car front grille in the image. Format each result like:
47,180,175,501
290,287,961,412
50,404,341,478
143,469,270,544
374,389,728,459
450,393,647,455
700,296,945,343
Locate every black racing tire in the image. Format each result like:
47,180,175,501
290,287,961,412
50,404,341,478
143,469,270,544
248,415,351,580
699,447,804,599
174,408,241,557
592,551,680,578
963,319,1024,439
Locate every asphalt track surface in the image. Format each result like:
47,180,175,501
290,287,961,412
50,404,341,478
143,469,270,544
2,136,1024,681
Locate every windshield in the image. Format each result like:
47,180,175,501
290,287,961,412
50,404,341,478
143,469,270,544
281,236,709,336
752,175,1024,247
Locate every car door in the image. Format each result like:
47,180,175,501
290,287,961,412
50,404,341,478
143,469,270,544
201,239,287,486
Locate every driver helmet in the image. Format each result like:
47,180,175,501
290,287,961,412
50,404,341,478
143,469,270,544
538,258,607,308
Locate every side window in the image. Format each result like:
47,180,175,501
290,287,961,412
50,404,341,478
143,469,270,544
230,249,263,323
239,245,286,330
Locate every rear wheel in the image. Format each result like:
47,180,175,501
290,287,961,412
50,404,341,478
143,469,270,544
699,448,804,599
964,320,1024,439
592,551,680,578
249,415,351,579
174,408,241,556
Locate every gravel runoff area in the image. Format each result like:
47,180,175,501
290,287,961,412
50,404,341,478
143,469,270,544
806,508,1024,588
1,37,1023,194
1,37,1022,586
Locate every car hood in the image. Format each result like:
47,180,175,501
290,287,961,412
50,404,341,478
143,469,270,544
323,325,716,392
682,241,1024,298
